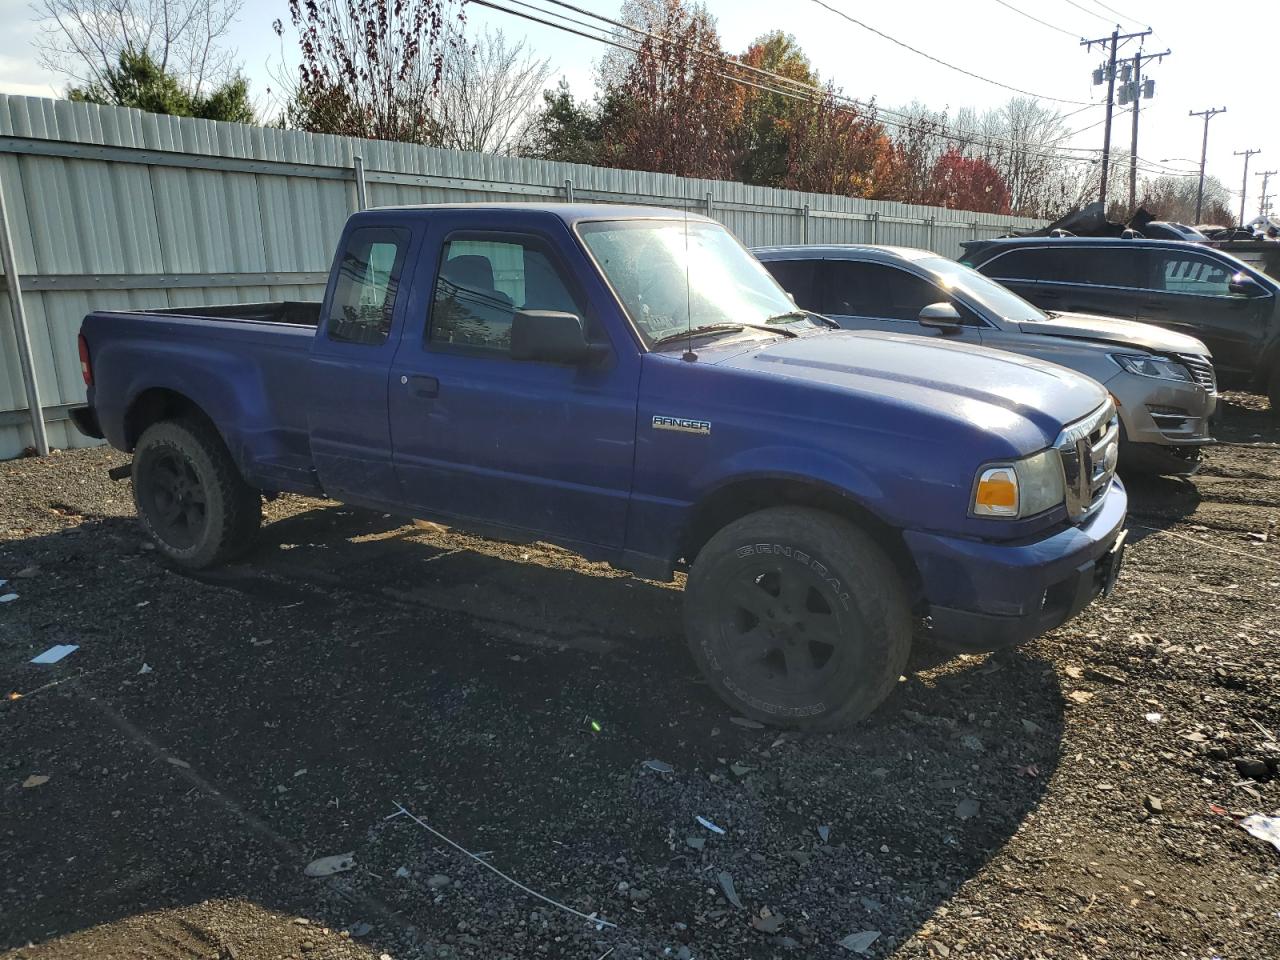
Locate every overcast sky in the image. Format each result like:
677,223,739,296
1,0,1273,215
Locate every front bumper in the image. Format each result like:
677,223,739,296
904,477,1128,651
1109,370,1216,446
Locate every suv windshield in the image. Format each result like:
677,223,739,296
917,256,1049,324
578,219,807,345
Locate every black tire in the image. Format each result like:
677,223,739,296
1268,365,1280,418
132,417,261,568
684,506,912,730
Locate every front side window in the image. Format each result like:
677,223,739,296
762,259,820,311
1053,248,1140,288
428,235,588,355
983,248,1057,282
1148,251,1233,297
577,219,809,345
916,257,1045,324
822,261,980,324
326,227,409,345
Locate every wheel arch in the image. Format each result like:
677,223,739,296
679,475,924,605
124,387,220,451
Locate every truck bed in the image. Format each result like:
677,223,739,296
145,301,322,326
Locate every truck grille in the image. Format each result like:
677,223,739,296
1056,400,1120,523
1176,354,1217,395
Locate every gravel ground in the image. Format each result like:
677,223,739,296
1,395,1278,960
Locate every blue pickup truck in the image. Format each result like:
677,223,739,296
72,203,1128,728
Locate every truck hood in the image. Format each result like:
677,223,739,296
1018,311,1210,356
713,329,1106,447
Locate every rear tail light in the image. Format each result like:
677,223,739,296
78,333,92,386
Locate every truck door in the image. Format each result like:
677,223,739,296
388,220,640,549
820,260,985,346
308,223,417,506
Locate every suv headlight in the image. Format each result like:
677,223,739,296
972,449,1066,519
1111,353,1193,382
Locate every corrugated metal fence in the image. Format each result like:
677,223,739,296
0,94,1046,459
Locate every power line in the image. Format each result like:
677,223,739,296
1085,0,1147,26
803,0,1093,105
476,0,1150,176
525,0,1106,161
990,0,1081,38
1061,0,1120,25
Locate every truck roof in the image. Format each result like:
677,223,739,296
373,202,717,225
752,244,937,262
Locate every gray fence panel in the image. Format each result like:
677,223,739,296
0,94,1045,458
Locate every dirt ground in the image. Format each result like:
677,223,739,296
1,395,1278,960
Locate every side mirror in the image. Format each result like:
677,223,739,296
918,301,963,332
1228,273,1265,298
509,310,602,364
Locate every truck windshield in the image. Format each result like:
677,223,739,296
916,256,1050,324
577,219,807,345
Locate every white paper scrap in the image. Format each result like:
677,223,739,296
0,593,18,603
31,644,79,664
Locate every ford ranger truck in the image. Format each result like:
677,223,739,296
71,203,1129,729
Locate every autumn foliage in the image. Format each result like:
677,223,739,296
605,0,741,178
928,149,1013,214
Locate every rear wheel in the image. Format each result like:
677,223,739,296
684,506,912,730
132,418,261,568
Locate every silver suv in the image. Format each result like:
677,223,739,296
755,244,1216,475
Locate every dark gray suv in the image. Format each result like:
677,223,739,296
960,237,1280,410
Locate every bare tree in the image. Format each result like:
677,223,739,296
32,0,243,97
275,0,463,144
434,29,553,155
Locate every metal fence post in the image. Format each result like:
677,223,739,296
0,175,50,456
801,203,810,243
926,217,936,252
870,212,879,244
565,178,574,202
705,192,714,218
353,155,368,211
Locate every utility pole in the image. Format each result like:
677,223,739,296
1258,169,1277,219
1189,106,1227,223
1083,27,1151,214
1122,47,1170,211
1234,149,1261,226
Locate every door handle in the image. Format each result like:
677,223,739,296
403,374,439,398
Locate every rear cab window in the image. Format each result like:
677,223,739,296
326,227,410,345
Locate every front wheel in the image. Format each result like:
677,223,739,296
684,506,912,730
132,417,262,568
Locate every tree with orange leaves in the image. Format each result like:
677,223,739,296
783,86,899,198
604,0,741,179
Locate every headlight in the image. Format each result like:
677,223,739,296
1111,354,1193,382
972,449,1065,519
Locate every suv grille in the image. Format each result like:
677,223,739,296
1176,354,1217,394
1056,400,1120,522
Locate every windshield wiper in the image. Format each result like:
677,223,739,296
650,322,797,347
767,310,839,329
